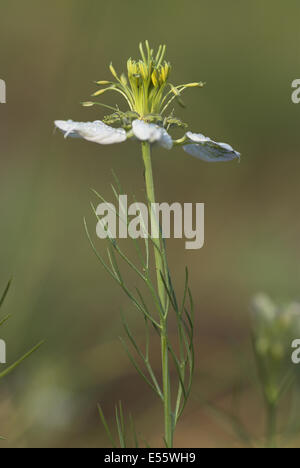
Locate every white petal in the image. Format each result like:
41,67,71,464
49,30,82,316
55,120,82,138
54,120,127,145
132,120,173,150
186,132,210,144
184,131,240,162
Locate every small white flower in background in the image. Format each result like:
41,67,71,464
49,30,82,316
54,41,240,163
251,294,300,412
251,293,300,361
252,293,278,323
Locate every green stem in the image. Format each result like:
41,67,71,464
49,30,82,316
141,141,173,448
266,402,277,448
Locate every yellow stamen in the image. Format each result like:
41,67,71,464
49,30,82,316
109,63,118,79
82,101,95,107
184,82,205,88
139,62,148,81
92,88,111,97
120,74,128,86
151,70,159,87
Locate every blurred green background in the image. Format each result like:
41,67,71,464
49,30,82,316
0,0,300,448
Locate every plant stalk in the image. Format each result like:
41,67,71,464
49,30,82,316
266,401,277,449
141,141,173,448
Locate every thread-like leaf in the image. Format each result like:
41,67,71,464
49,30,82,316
119,337,159,396
130,413,139,448
0,341,44,380
121,312,163,400
116,402,126,448
98,404,117,448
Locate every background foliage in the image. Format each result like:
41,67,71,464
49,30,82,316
0,0,300,447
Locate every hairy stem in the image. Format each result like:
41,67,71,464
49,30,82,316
141,141,173,448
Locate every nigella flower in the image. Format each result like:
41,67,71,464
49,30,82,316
54,42,242,448
54,41,240,163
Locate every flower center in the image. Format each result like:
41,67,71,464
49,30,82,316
83,41,204,130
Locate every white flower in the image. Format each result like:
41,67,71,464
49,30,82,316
183,131,240,162
55,120,239,163
54,120,127,145
132,120,173,150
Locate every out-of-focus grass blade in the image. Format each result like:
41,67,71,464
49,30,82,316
0,341,44,380
0,280,12,309
205,402,253,448
0,314,11,328
98,404,117,448
130,413,139,448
